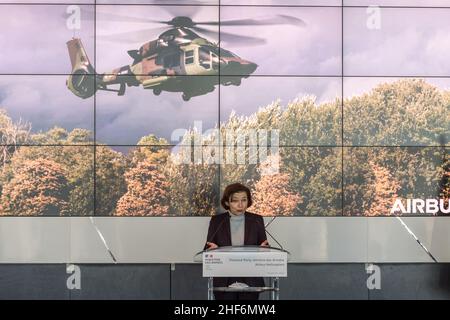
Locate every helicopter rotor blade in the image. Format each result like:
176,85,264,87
190,26,218,38
77,7,166,24
152,1,203,19
150,0,220,18
98,0,206,19
97,26,169,43
96,11,165,24
196,14,306,27
219,31,267,46
192,26,266,46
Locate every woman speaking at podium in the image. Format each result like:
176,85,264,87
205,183,269,300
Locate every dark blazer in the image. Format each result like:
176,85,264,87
205,211,268,288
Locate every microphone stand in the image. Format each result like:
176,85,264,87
264,216,284,250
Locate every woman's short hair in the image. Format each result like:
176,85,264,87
221,183,253,210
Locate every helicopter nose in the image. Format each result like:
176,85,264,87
245,62,258,75
238,61,257,75
222,60,258,75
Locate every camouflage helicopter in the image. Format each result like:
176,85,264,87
67,12,305,101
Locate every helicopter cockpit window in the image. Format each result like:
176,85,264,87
185,50,194,65
220,48,239,58
199,48,211,69
199,48,219,70
212,53,219,70
206,46,238,59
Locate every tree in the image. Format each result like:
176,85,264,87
3,144,94,215
438,152,450,215
219,103,282,191
252,155,302,216
67,128,94,144
0,109,31,169
31,126,69,144
344,79,449,145
365,161,401,216
0,158,69,216
1,79,449,217
115,159,170,216
164,159,219,216
129,134,170,166
281,96,341,145
95,146,128,216
280,146,340,216
301,148,342,216
344,147,448,216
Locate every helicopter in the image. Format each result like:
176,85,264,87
66,12,305,101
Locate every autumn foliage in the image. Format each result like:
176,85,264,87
365,161,401,216
0,79,448,216
0,158,69,216
115,159,170,216
252,173,302,216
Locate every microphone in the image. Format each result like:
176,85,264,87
262,216,284,250
204,215,227,250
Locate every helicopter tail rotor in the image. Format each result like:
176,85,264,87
66,38,98,99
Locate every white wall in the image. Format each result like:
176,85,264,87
0,217,448,263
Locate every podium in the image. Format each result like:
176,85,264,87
194,245,290,300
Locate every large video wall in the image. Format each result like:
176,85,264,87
0,0,448,216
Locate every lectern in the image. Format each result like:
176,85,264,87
194,245,289,300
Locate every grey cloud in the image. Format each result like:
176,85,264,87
344,7,450,76
0,75,93,133
0,5,94,74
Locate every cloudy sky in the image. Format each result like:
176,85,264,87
0,3,449,145
0,5,94,74
0,0,447,5
0,75,94,134
344,0,450,7
95,1,338,5
93,5,341,75
344,6,450,76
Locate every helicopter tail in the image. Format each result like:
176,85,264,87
66,38,97,99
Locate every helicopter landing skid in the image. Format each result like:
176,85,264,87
99,83,126,96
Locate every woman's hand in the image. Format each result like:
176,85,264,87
260,240,269,247
206,242,218,250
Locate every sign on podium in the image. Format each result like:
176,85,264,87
194,245,290,300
